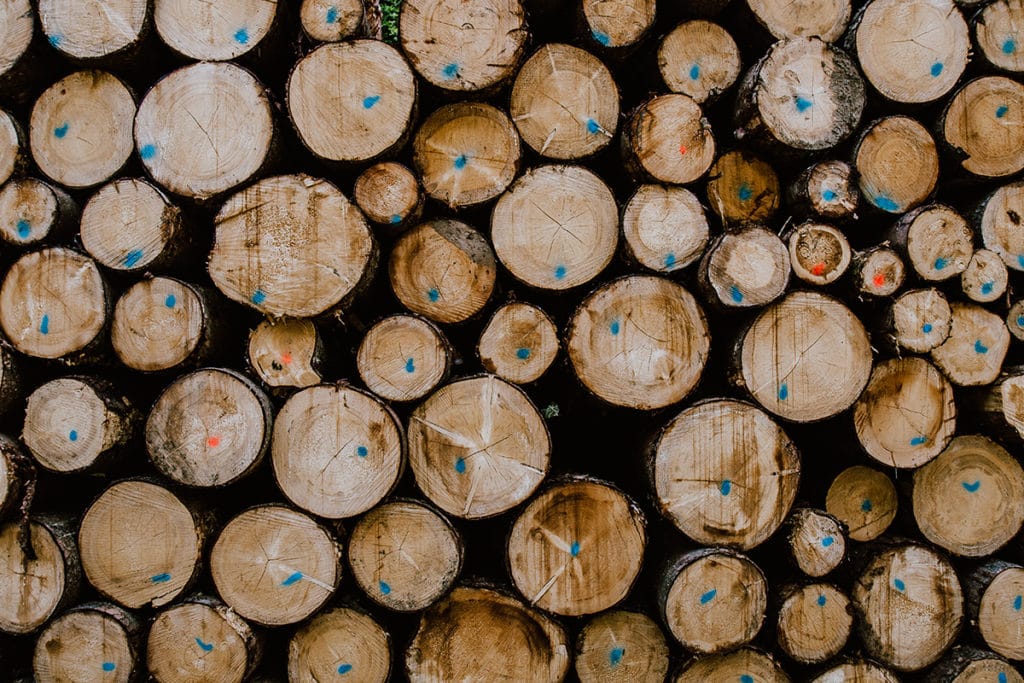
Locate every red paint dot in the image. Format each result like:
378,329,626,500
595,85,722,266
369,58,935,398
810,263,826,276
873,273,886,287
679,145,687,155
281,352,292,365
207,436,220,448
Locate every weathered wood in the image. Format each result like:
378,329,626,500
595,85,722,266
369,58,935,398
357,314,451,401
787,159,859,221
825,466,898,542
0,515,81,634
575,610,669,683
931,302,1010,386
784,508,847,578
624,94,715,183
941,76,1024,178
247,318,324,390
928,645,1023,682
854,116,939,214
786,221,851,286
353,161,422,228
705,150,780,226
850,247,904,297
0,435,29,519
658,20,740,104
289,607,391,683
961,249,1008,303
776,583,853,664
965,561,1024,661
699,227,790,308
154,0,277,61
889,203,973,281
477,302,558,384
33,602,142,683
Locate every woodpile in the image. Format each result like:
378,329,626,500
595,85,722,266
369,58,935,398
5,0,1024,680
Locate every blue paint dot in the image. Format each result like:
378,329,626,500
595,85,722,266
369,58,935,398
822,536,834,547
69,430,78,442
778,383,788,400
609,320,620,335
689,63,700,80
516,347,531,359
874,195,899,212
338,664,353,675
795,96,813,112
442,63,459,79
363,95,380,109
1018,315,1024,327
700,588,717,604
962,480,981,492
405,358,415,373
664,253,676,269
195,637,214,652
15,219,29,238
326,6,339,23
609,647,625,666
738,183,753,201
554,265,567,280
165,294,176,308
570,541,580,557
427,288,440,302
934,257,948,270
356,445,368,457
453,154,468,170
976,339,989,354
592,30,611,45
822,189,837,201
893,578,906,592
390,214,402,224
930,62,944,77
48,34,62,47
39,314,49,335
730,286,744,303
997,105,1010,119
741,676,754,683
251,289,267,305
1018,254,1024,267
151,573,171,583
981,281,995,295
123,249,144,267
922,323,933,333
282,571,303,586
861,498,873,512
1014,594,1022,611
139,144,156,160
1005,38,1018,54
102,662,116,672
817,594,827,606
234,28,249,44
454,457,466,473
379,580,391,595
999,673,1008,683
53,123,68,139
586,118,600,134
719,479,731,495
910,436,927,446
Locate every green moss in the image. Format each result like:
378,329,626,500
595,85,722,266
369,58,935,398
381,0,401,45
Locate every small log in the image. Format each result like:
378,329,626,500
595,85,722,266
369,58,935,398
154,0,277,61
147,595,263,683
705,150,780,227
388,219,496,323
748,0,851,41
23,376,137,474
405,585,570,682
409,375,549,519
786,221,851,286
1009,301,1024,340
622,184,709,274
785,508,847,578
353,161,422,229
787,159,859,221
931,302,1010,386
623,94,715,184
399,0,526,91
477,302,558,384
509,43,618,159
966,561,1024,661
776,583,853,664
652,399,800,549
852,356,956,469
348,498,462,611
80,178,186,273
358,314,451,402
0,177,76,247
734,37,865,151
854,116,939,214
0,109,25,186
288,41,416,163
658,21,740,104
809,659,900,682
889,203,973,281
33,602,143,683
79,480,207,609
38,0,148,62
658,548,767,654
825,465,897,542
674,648,788,682
889,288,952,353
248,318,324,390
135,62,275,200
29,70,135,189
852,0,970,103
979,180,1024,272
209,174,375,317
210,505,341,626
413,102,521,207
0,515,81,635
272,383,403,518
928,645,1022,682
969,369,1024,440
289,607,391,682
581,0,654,49
146,368,272,487
852,542,963,671
0,248,110,363
300,0,363,42
575,610,670,683
975,0,1024,73
733,291,873,422
941,76,1024,178
699,227,790,309
850,247,904,298
568,276,710,409
961,249,1008,303
492,164,618,290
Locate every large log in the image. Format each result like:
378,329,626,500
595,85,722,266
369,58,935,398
33,602,142,683
574,610,669,682
289,607,391,683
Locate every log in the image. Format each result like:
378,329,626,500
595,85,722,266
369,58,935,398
699,227,790,308
931,302,1010,386
38,0,148,62
809,659,900,682
854,116,939,214
0,345,18,419
825,465,898,542
509,43,619,159
1009,302,1024,341
0,435,29,519
477,302,558,384
581,0,654,49
353,161,423,229
271,383,403,518
0,178,76,248
208,174,375,317
658,21,740,104
404,585,570,682
154,0,277,61
574,610,670,683
784,508,847,578
388,218,496,323
786,221,851,286
658,548,767,654
33,602,143,683
941,76,1024,178
0,109,25,187
210,505,341,626
622,184,709,274
674,648,788,682
623,94,715,184
852,542,963,671
975,0,1024,73
23,375,138,474
146,368,272,487
979,180,1024,272
79,480,206,609
146,595,262,683
652,399,800,549
288,41,416,163
357,314,451,401
408,375,550,519
787,160,859,221
889,288,952,353
0,515,81,634
966,561,1024,661
705,150,780,227
748,0,851,41
347,498,462,611
889,203,973,281
288,607,391,682
567,275,710,409
776,583,853,664
491,164,618,290
966,368,1024,441
300,0,363,42
0,1,35,96
850,247,904,298
961,249,1008,303
928,645,1023,682
247,317,324,390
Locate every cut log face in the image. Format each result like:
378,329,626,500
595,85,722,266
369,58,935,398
135,62,273,200
931,302,1010,386
787,509,846,578
209,174,374,317
492,165,618,290
575,611,670,683
272,384,403,519
674,647,789,682
0,248,108,360
825,466,897,542
288,41,416,162
33,603,139,683
147,368,272,487
0,178,72,247
623,184,709,274
582,0,654,48
405,586,570,682
210,505,341,626
787,222,851,285
81,178,182,272
938,657,1024,683
154,0,277,60
289,608,391,683
853,357,956,469
855,0,970,103
777,584,853,664
703,227,790,308
897,204,974,281
706,151,780,227
248,318,322,389
0,1,32,80
79,480,200,609
0,109,21,187
913,435,1024,557
510,44,618,159
399,0,526,91
625,94,715,183
353,162,422,226
854,247,904,297
976,0,1024,72
810,660,900,682
892,288,952,353
943,77,1024,177
389,219,496,324
0,519,74,634
300,0,363,42
358,315,450,401
961,249,1008,303
738,291,872,423
38,0,147,60
795,160,859,220
855,117,939,214
112,278,205,371
1008,301,1024,341
147,598,260,683
658,21,740,104
348,500,462,611
976,565,1024,659
661,549,767,653
748,0,851,41
478,302,559,384
980,181,1024,271
852,544,963,671
408,375,550,519
654,399,800,549
567,276,710,409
